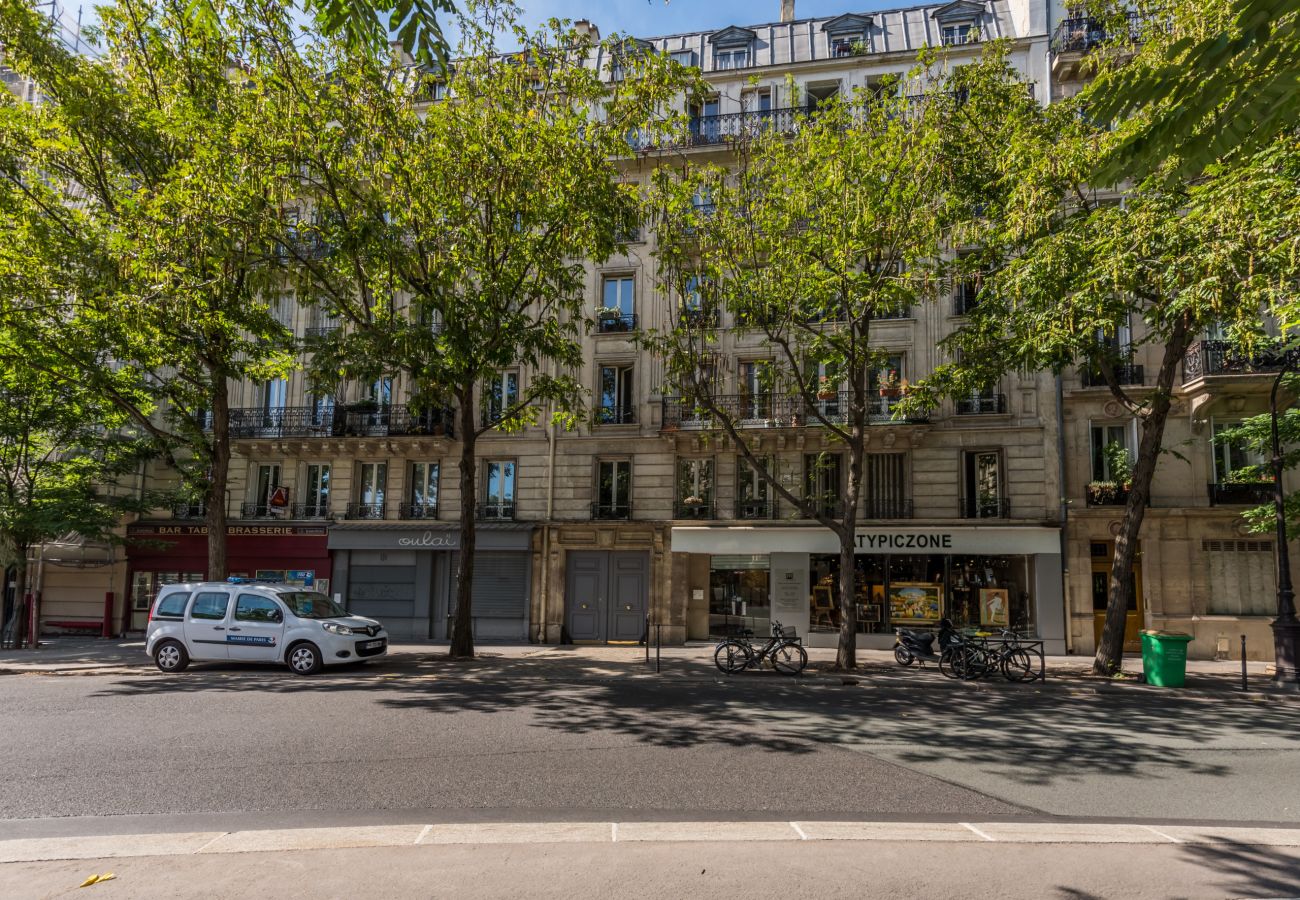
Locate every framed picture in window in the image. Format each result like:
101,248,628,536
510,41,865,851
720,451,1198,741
980,588,1010,627
888,582,942,624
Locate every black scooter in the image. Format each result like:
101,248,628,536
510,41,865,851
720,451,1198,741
893,618,962,673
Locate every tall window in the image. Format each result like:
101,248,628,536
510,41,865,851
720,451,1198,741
599,276,636,332
691,96,722,142
736,457,772,519
740,360,773,419
596,460,632,518
252,463,281,516
261,379,287,414
805,453,843,517
714,47,749,69
1212,422,1267,482
941,23,974,45
484,461,516,519
961,451,1003,518
303,464,330,517
598,365,635,424
870,355,905,419
367,377,393,408
408,462,439,518
676,458,714,518
867,453,909,518
1090,423,1133,482
484,370,519,425
310,393,335,428
355,462,386,518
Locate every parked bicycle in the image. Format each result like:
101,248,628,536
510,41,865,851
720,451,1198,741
961,629,1038,682
714,621,808,676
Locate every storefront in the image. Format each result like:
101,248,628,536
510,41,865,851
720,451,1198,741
328,524,534,641
675,525,1066,653
125,522,330,631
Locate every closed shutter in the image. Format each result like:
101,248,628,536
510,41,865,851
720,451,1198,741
452,552,529,618
1203,540,1275,616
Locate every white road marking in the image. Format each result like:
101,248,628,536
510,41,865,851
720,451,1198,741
961,822,997,842
194,833,229,854
1141,825,1182,844
611,822,618,843
415,824,432,845
790,822,808,840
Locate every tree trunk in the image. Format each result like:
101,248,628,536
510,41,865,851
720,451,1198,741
205,380,231,581
1094,325,1191,674
835,435,864,670
450,390,477,659
5,551,28,648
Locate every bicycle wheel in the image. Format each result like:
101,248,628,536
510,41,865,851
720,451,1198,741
939,646,962,679
771,642,807,675
1000,648,1036,682
964,646,994,681
714,641,752,674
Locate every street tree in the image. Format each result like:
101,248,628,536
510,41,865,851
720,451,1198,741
0,0,296,578
255,1,693,657
919,56,1290,675
645,61,982,670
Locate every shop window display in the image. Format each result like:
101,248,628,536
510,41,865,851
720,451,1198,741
809,555,890,634
709,555,770,637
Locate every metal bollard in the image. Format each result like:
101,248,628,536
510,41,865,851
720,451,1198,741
1241,634,1248,692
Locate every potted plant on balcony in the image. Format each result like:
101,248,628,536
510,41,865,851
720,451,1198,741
1087,442,1133,505
347,398,379,414
816,376,837,401
596,305,626,332
877,370,901,398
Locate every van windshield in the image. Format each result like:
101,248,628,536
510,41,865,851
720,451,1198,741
277,592,349,619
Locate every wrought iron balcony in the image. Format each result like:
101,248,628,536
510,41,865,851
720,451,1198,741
291,504,332,520
345,503,386,520
596,313,638,334
1085,483,1131,507
955,394,1007,415
303,325,339,340
734,499,777,520
1081,364,1145,388
678,306,719,328
229,405,454,439
240,503,280,519
596,405,636,426
960,496,1011,519
800,500,845,520
674,501,715,520
592,502,631,520
953,288,980,316
173,502,207,520
1208,482,1274,506
399,502,438,519
1182,340,1296,385
478,502,516,521
660,392,928,432
628,107,801,152
1051,12,1143,54
864,498,914,519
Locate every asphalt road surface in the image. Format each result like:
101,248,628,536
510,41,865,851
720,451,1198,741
1,649,1295,836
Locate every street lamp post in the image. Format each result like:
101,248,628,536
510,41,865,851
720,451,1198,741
1269,359,1300,690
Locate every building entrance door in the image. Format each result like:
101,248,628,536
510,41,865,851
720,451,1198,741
565,551,648,643
1091,541,1144,653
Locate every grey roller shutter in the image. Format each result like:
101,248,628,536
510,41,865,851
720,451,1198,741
453,552,528,618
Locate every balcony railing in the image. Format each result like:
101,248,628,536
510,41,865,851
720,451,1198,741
240,503,279,519
592,502,631,520
953,289,980,316
399,502,438,519
735,498,777,520
863,498,914,519
955,394,1007,415
478,502,516,521
229,405,454,439
346,503,386,520
960,496,1011,519
291,504,332,520
1085,483,1131,507
173,502,207,520
678,306,719,328
1051,12,1144,54
596,405,636,425
1081,364,1145,388
629,107,801,152
1182,340,1296,384
674,501,715,520
596,313,638,334
661,391,928,432
303,325,339,340
1208,482,1274,506
800,500,845,520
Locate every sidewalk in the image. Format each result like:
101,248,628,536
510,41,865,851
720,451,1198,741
0,635,1289,700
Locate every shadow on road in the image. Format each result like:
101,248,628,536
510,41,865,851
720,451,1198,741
1183,839,1300,898
88,650,1298,792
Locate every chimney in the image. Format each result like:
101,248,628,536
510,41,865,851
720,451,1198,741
574,19,600,42
780,0,795,22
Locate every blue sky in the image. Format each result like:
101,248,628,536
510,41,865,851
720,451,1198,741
517,1,902,38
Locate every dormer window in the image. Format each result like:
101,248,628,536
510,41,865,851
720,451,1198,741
708,26,757,72
670,49,695,67
931,1,985,47
610,37,654,83
942,23,975,46
821,14,873,58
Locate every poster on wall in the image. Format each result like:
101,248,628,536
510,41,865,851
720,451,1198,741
255,569,287,583
889,583,943,624
979,588,1010,627
286,569,315,587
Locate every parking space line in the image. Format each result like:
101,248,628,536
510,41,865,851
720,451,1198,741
1141,825,1181,844
790,822,808,840
961,823,997,842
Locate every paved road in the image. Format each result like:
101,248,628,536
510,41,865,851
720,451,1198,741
0,647,1295,835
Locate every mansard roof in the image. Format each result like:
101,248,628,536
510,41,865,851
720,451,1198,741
931,1,987,23
707,26,759,46
821,14,875,34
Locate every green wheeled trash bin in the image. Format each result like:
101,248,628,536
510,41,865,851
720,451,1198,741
1141,630,1194,687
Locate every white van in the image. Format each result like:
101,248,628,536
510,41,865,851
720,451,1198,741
145,579,387,675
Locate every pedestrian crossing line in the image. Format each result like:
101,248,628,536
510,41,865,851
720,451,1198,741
1,821,1298,863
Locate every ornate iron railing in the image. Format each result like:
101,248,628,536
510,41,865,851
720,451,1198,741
477,502,516,521
596,405,636,425
734,499,777,520
596,313,638,334
399,502,438,519
1051,12,1145,53
1182,340,1296,384
291,504,332,520
955,394,1007,415
1081,364,1145,388
229,405,454,439
592,502,631,520
864,498,914,519
660,391,929,431
674,502,715,520
1085,483,1130,507
629,107,802,151
1208,482,1274,506
345,503,386,520
960,496,1011,519
173,502,207,520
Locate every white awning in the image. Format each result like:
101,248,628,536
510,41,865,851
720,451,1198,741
670,525,1061,556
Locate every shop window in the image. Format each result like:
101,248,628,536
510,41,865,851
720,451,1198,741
804,453,843,518
809,554,889,635
948,556,1032,632
709,555,770,637
131,571,203,618
595,459,631,519
1203,540,1275,616
676,457,714,519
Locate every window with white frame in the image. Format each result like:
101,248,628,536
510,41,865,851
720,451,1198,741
484,370,519,424
598,364,635,424
1211,421,1268,482
736,456,772,519
676,458,714,515
408,462,439,517
941,23,975,45
600,275,635,325
596,459,632,518
356,462,387,517
670,49,694,66
303,464,330,517
715,46,750,69
483,460,516,518
251,463,281,516
1090,422,1134,482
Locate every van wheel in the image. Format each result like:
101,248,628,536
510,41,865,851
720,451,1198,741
154,640,189,673
287,642,323,676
